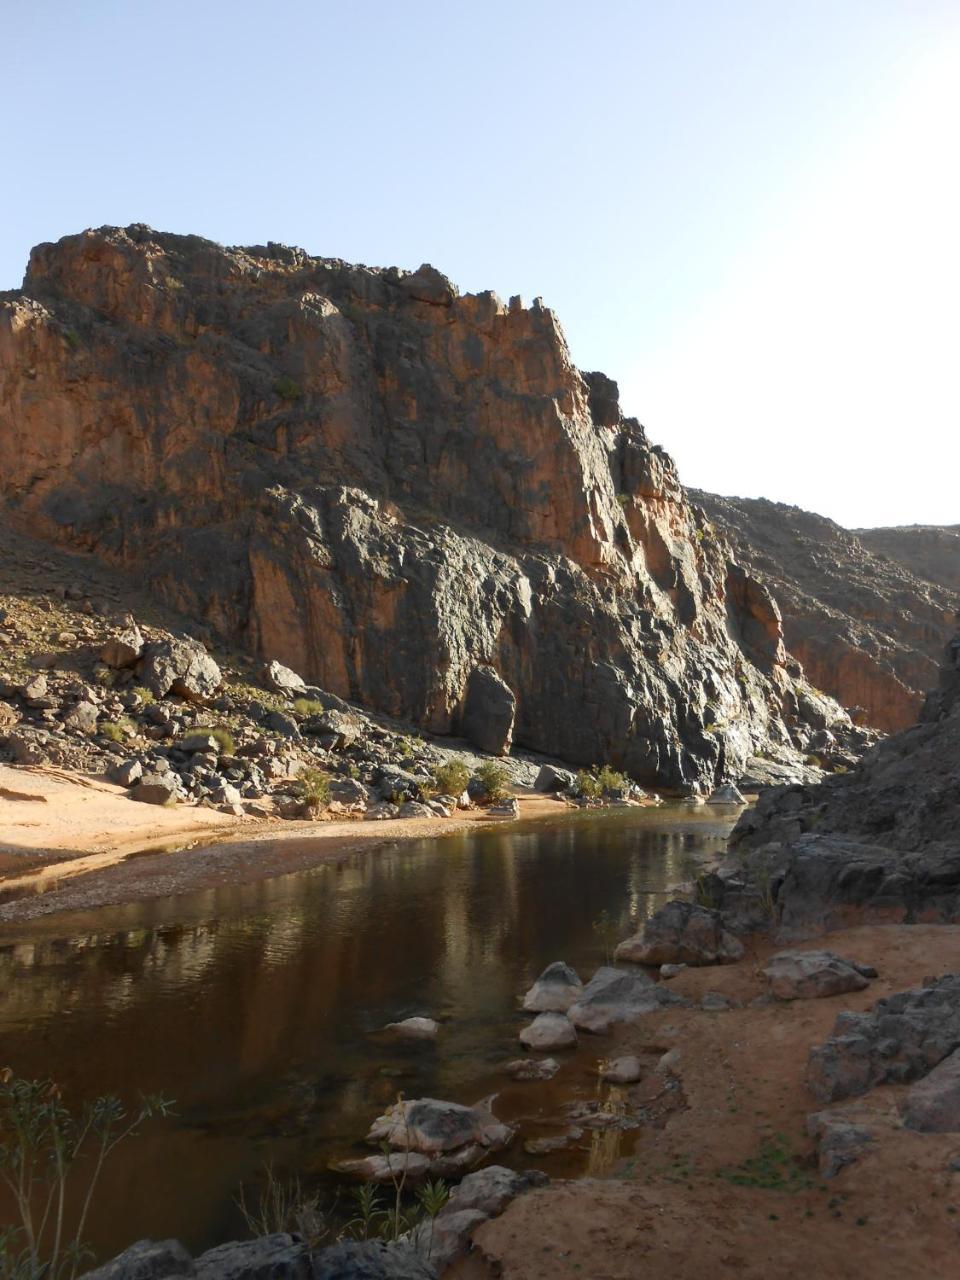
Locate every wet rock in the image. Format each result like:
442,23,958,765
461,666,515,757
262,660,306,696
806,1108,877,1178
80,1238,194,1280
533,764,575,793
504,1057,560,1081
100,624,143,669
614,900,745,967
568,966,686,1033
140,639,221,702
902,1047,960,1132
131,774,179,806
808,974,960,1103
764,950,873,1001
329,1153,433,1183
384,1017,439,1040
518,1012,577,1051
366,1097,513,1157
521,961,583,1013
194,1235,307,1280
600,1055,643,1084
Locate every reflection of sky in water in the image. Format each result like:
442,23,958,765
0,806,735,1257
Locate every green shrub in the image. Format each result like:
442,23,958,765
596,764,628,793
297,768,331,811
293,697,324,717
131,685,155,706
99,720,126,743
274,376,302,402
431,759,471,797
212,726,236,756
576,770,603,800
474,760,508,803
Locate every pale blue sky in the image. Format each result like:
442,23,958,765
3,1,957,527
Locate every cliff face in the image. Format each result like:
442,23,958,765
693,493,957,734
0,225,848,790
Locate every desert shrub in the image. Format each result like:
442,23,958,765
292,697,324,717
431,759,471,797
576,770,603,800
237,1165,327,1248
98,721,125,743
297,768,331,811
474,760,508,803
131,686,155,706
596,764,628,794
211,727,236,756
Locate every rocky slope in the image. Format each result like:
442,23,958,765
719,628,960,933
693,492,957,733
0,225,860,791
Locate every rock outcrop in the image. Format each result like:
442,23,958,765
719,629,960,933
694,492,957,732
0,225,859,790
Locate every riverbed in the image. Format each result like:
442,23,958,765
0,805,739,1259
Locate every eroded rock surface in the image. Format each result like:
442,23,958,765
615,900,745,967
0,225,863,789
764,950,874,1000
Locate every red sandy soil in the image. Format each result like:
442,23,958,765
470,924,960,1279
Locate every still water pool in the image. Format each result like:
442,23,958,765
0,805,737,1257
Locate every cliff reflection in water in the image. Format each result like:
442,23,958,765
0,807,734,1259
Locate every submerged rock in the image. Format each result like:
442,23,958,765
366,1096,513,1157
600,1055,643,1084
384,1017,439,1040
504,1057,560,1081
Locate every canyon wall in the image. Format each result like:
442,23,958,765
1,225,851,789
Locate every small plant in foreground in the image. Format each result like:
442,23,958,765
131,685,155,706
473,760,508,803
211,726,235,756
0,1070,173,1280
236,1165,327,1248
431,759,470,797
292,697,324,717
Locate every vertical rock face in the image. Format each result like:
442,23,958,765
0,225,849,788
694,492,957,733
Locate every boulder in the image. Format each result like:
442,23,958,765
0,700,19,732
80,1239,194,1280
100,624,143,669
364,802,400,821
261,710,300,739
902,1047,960,1132
262,660,305,696
444,1165,547,1216
487,797,520,818
461,666,515,757
329,1153,433,1183
568,965,687,1033
131,774,179,806
533,764,574,793
61,700,99,734
764,950,874,1001
406,1208,486,1273
808,974,960,1103
384,1017,439,1040
521,961,583,1013
504,1057,560,1081
600,1055,643,1084
397,801,433,819
194,1235,307,1280
806,1108,877,1178
707,783,746,804
140,640,221,702
518,1012,577,1050
614,900,745,967
366,1097,513,1156
312,1241,435,1279
109,758,143,786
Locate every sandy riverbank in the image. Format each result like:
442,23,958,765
0,762,567,926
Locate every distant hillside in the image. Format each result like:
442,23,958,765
693,492,957,733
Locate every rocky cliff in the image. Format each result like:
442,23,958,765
693,492,957,733
0,225,854,790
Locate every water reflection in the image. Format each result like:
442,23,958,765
0,807,734,1257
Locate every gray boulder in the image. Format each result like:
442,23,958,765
312,1241,435,1279
194,1236,307,1280
140,640,221,702
504,1057,560,1081
518,1011,577,1050
366,1097,513,1156
808,974,960,1103
764,950,874,1000
384,1017,439,1040
101,625,144,669
62,700,99,734
806,1108,876,1178
80,1239,194,1280
131,774,179,806
461,666,515,756
263,660,306,696
568,965,687,1033
614,900,745,967
707,783,746,804
329,1153,433,1183
406,1209,486,1274
109,758,143,786
533,764,575,793
444,1165,546,1216
902,1046,960,1132
522,961,583,1013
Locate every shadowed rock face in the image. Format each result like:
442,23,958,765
694,492,957,733
0,225,851,788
